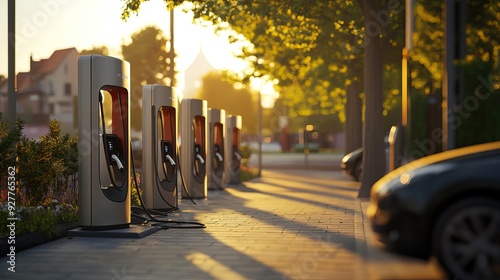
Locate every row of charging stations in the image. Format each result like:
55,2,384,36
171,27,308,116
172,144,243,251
78,55,242,230
205,109,242,190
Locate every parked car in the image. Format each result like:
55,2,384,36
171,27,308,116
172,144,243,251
340,148,363,181
367,141,500,280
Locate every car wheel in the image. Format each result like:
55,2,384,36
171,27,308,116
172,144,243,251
432,197,500,280
353,159,362,182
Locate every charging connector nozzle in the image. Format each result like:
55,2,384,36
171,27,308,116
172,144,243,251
234,151,242,161
165,154,176,166
215,152,223,162
111,154,125,171
196,154,205,165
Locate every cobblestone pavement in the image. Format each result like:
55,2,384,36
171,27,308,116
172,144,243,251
0,168,444,279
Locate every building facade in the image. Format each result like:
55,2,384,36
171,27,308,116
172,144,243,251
0,48,79,138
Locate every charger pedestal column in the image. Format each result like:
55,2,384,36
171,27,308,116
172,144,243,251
224,115,242,185
142,85,178,210
180,99,208,199
207,108,225,190
78,55,131,230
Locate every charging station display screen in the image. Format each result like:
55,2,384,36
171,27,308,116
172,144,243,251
105,134,122,160
107,137,120,152
108,140,115,152
160,141,173,160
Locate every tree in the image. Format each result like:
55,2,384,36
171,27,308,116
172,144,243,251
79,46,110,56
121,25,175,131
409,0,500,151
196,71,258,135
121,1,365,152
121,1,405,197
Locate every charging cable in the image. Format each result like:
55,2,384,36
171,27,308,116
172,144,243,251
130,139,205,229
129,105,204,229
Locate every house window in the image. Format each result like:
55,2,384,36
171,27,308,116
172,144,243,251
49,81,54,95
65,83,71,96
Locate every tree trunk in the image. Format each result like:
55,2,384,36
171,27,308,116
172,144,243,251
358,0,387,198
345,79,363,154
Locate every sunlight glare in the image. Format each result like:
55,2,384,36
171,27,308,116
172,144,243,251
186,252,246,280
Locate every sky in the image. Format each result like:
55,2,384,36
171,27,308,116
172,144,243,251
0,0,248,83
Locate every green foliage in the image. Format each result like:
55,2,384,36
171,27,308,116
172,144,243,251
238,145,258,181
239,145,253,168
16,120,78,205
130,173,142,206
411,0,500,150
0,200,77,238
411,0,443,94
0,113,24,185
0,117,79,239
79,45,110,56
455,60,500,147
407,89,434,156
121,0,376,120
121,0,405,195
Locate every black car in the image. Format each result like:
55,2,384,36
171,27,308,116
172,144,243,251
368,141,500,280
340,147,363,181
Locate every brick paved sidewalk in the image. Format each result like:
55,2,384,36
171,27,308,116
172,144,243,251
0,169,443,280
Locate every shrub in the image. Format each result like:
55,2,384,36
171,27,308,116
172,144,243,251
239,145,252,168
130,173,142,206
16,120,78,206
0,199,78,238
0,116,79,238
0,113,24,189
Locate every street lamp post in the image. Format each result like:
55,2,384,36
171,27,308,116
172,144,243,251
257,88,262,177
8,0,16,129
252,71,277,178
169,7,175,87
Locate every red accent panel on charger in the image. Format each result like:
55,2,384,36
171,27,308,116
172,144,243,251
160,106,176,145
194,116,206,156
213,123,223,146
232,127,240,148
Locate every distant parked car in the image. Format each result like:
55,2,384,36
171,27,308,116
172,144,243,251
368,141,500,280
340,148,363,181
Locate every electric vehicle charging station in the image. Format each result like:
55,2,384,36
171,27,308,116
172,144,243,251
180,98,208,199
207,108,225,190
224,115,242,184
142,85,178,210
78,55,131,230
